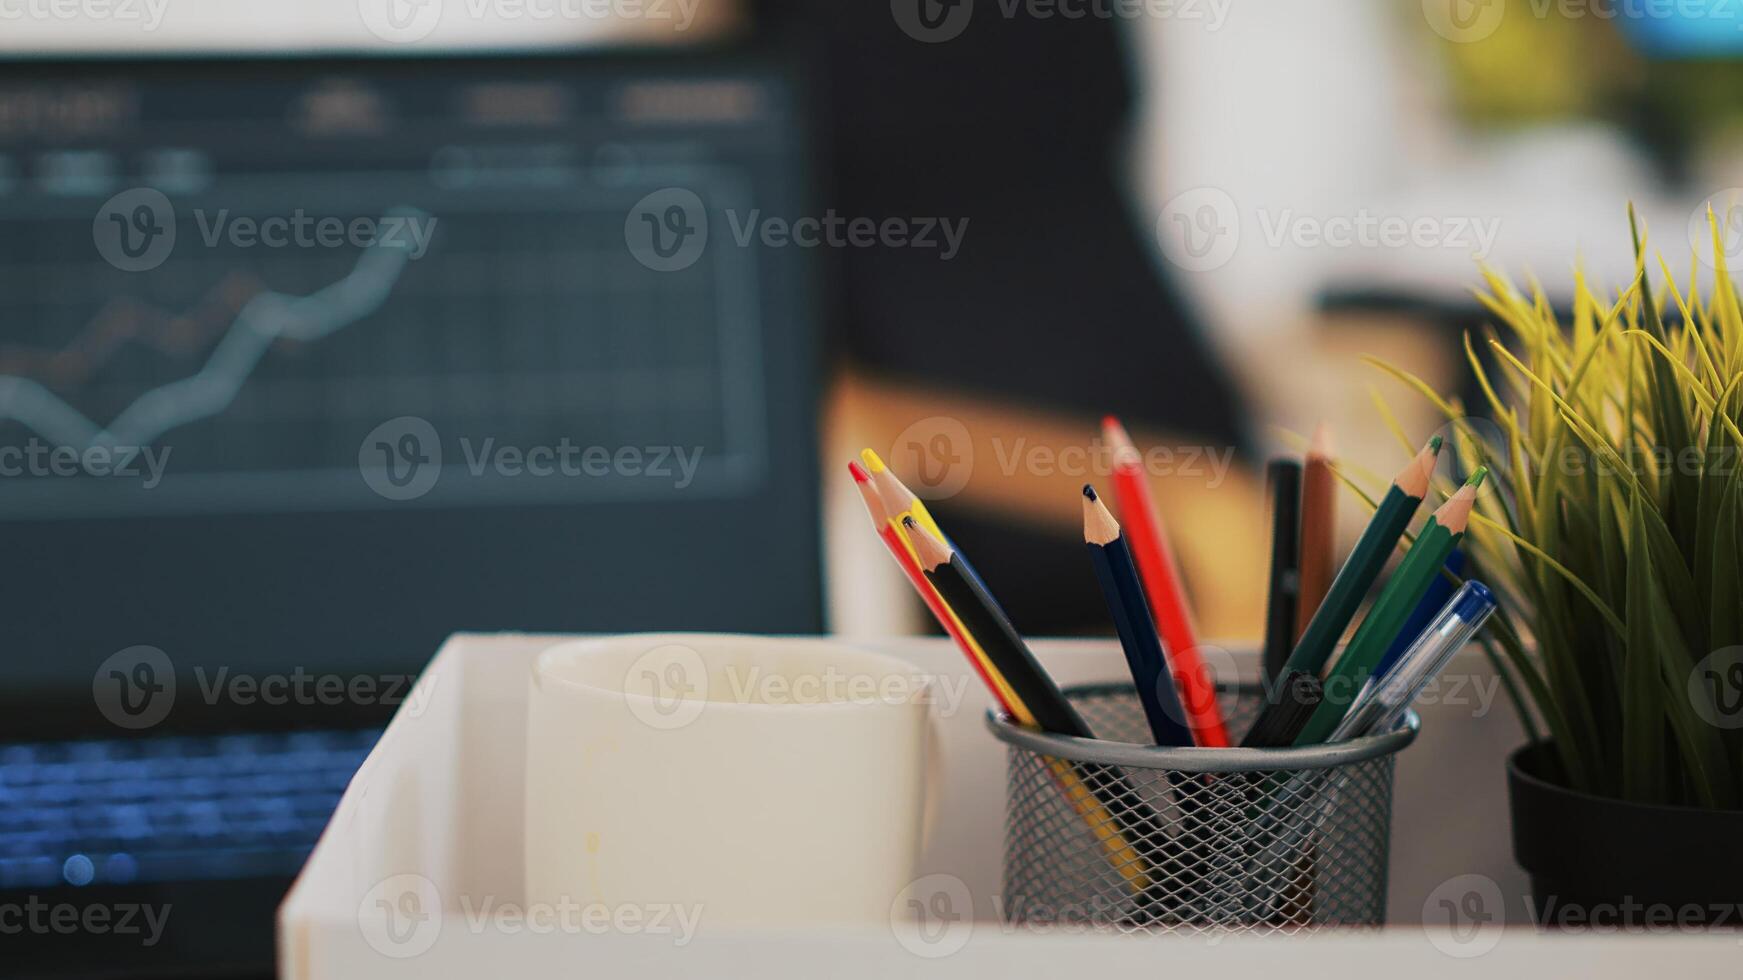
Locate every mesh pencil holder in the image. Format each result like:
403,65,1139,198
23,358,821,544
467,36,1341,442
986,683,1418,936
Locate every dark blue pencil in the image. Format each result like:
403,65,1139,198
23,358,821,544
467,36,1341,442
1083,485,1194,746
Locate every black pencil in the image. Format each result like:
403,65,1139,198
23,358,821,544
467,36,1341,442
1261,459,1303,686
1241,669,1324,749
907,518,1093,739
906,516,1182,913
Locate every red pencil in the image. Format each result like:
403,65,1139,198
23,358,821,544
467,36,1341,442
1101,416,1230,747
850,461,1018,716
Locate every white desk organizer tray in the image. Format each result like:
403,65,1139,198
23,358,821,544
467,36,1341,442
279,633,1739,978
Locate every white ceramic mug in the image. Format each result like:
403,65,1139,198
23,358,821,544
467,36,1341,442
525,633,937,930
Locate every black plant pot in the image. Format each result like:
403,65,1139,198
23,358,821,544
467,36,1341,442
1508,743,1743,927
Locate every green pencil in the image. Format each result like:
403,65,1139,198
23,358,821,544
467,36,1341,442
1245,437,1441,740
1295,467,1485,744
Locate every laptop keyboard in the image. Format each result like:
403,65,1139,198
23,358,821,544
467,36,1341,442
0,729,378,889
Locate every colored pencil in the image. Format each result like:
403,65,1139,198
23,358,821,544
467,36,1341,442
899,519,1157,892
862,448,1005,611
857,470,1157,889
1101,417,1229,747
1242,436,1441,744
1261,459,1303,685
1277,435,1442,680
1082,484,1194,747
1372,549,1466,682
1242,669,1324,749
1295,424,1336,636
849,461,1022,717
1294,468,1485,745
862,448,946,542
907,517,1094,738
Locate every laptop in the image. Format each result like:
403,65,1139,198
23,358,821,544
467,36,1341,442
0,47,822,977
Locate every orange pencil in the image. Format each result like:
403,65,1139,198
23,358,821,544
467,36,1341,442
1101,416,1229,747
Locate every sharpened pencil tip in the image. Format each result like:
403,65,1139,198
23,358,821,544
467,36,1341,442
1082,484,1098,501
1468,466,1489,488
1429,435,1443,454
859,448,885,473
847,460,870,483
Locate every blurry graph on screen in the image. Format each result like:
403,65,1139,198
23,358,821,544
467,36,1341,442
0,173,767,518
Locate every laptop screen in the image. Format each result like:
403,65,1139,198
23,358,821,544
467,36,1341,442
0,51,822,733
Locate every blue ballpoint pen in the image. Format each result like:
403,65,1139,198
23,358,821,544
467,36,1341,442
1329,580,1497,741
